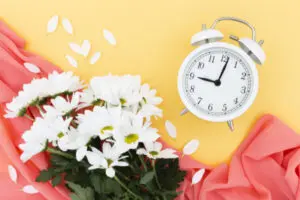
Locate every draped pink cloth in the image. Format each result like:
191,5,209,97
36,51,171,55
1,21,300,200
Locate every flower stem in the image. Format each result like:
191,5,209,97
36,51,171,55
24,114,34,121
114,176,143,200
152,160,167,200
46,147,74,159
138,155,148,172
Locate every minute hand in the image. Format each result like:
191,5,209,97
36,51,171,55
217,58,230,81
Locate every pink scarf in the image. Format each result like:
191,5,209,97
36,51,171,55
0,21,299,200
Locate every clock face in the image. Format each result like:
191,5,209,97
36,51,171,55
178,42,258,122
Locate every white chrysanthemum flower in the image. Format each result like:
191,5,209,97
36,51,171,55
137,142,178,160
47,71,83,96
43,93,80,117
90,75,142,107
86,143,128,178
5,78,49,118
78,87,99,108
77,106,121,141
138,84,163,119
114,112,160,153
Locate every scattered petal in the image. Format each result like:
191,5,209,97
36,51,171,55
24,63,41,74
165,120,177,139
65,55,78,68
192,168,205,185
8,165,17,183
62,18,73,35
81,40,91,57
22,185,39,194
47,15,59,33
183,139,199,155
69,43,83,55
103,29,117,46
90,52,101,65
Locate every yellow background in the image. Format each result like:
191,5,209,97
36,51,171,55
1,0,300,166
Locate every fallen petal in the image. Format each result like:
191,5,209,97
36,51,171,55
165,120,177,139
65,55,78,68
183,139,199,155
81,40,91,57
90,52,101,65
103,29,117,46
24,63,41,74
69,43,83,55
8,165,17,183
22,185,39,194
47,15,59,33
62,18,73,35
192,168,205,185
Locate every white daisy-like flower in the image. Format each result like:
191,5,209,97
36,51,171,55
78,87,99,109
43,93,80,117
138,84,163,119
114,112,160,153
77,106,121,141
137,141,178,160
47,71,83,96
90,75,142,107
86,143,128,178
5,78,49,118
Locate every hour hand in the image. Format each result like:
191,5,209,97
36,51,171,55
197,77,216,83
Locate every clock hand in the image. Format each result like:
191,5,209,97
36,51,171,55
197,77,216,84
217,57,230,81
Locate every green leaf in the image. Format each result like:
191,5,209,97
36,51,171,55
140,171,154,185
36,169,55,182
67,181,94,200
90,172,122,194
51,175,62,187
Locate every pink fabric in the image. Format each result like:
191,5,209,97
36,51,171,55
1,21,300,200
177,115,300,200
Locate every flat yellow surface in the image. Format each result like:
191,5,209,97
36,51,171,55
1,0,300,166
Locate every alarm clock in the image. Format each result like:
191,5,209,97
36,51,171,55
178,17,266,131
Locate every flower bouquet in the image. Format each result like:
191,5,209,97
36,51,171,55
5,71,186,200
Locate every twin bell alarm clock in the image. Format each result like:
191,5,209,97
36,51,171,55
178,17,266,131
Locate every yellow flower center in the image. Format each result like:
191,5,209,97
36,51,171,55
100,126,114,134
124,134,139,144
107,159,113,167
120,98,127,105
149,151,159,156
57,132,64,138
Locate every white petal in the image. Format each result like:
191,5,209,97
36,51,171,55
47,15,59,33
192,168,205,185
136,148,147,155
81,40,91,57
69,43,83,55
106,168,115,178
22,185,39,194
165,120,177,139
76,146,87,161
183,139,199,155
24,63,41,74
65,55,78,68
62,18,73,35
103,29,117,46
8,165,17,183
89,52,101,65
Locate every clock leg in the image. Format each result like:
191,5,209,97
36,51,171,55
180,108,189,116
227,120,234,132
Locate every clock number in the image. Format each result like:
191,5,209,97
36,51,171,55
234,97,238,104
198,62,205,69
189,72,195,80
234,61,238,68
221,55,229,62
241,72,247,80
197,97,203,104
208,104,213,111
190,85,195,93
241,86,246,94
222,104,228,112
208,55,215,63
